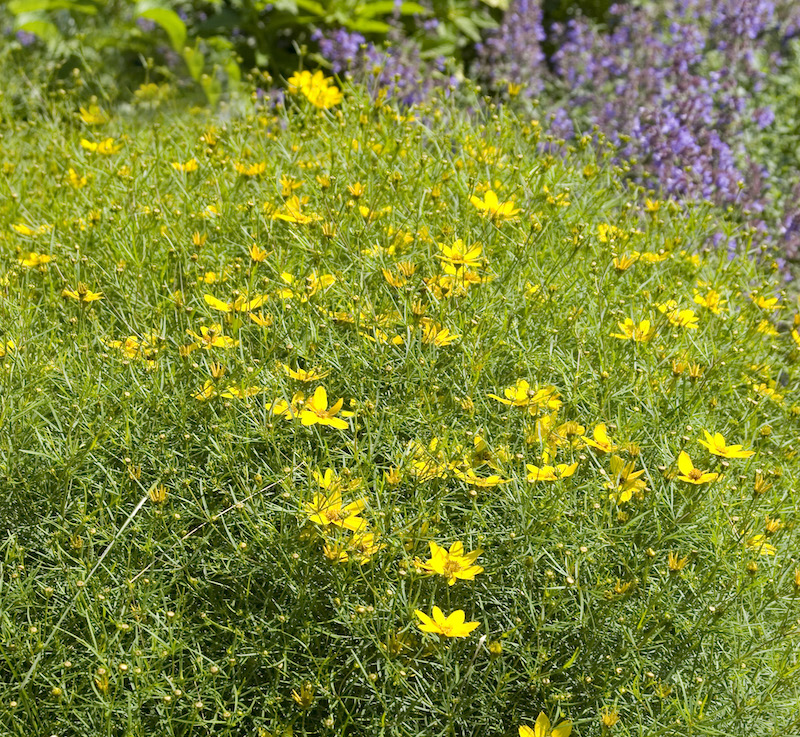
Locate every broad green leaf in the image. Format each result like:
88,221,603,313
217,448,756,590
135,2,187,51
294,0,326,16
182,45,204,81
13,13,60,40
452,14,480,41
201,71,222,107
9,0,98,14
478,0,508,9
344,17,390,33
356,1,428,18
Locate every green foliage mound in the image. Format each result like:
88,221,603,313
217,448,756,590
0,72,799,736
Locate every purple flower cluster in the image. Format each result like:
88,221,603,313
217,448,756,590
314,27,452,106
549,0,800,258
472,0,546,95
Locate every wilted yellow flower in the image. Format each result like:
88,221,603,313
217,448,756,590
291,681,314,709
667,552,689,572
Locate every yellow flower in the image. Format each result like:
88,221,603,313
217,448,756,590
269,390,305,419
606,455,647,503
526,462,578,482
11,223,36,237
519,712,572,737
657,300,698,329
270,195,321,224
204,293,265,313
746,534,776,556
676,451,718,484
280,175,303,196
452,468,509,487
19,252,53,268
470,189,520,220
613,252,639,271
298,386,353,429
67,167,88,188
233,161,267,177
220,383,262,399
80,137,121,154
0,339,16,358
291,681,314,709
583,423,617,453
282,363,331,382
79,105,108,125
62,283,103,303
249,243,270,262
693,288,725,314
288,70,343,108
415,541,483,585
304,489,366,532
193,379,217,401
611,318,655,342
106,334,159,364
437,239,483,268
698,430,754,459
185,324,239,350
667,552,689,571
420,319,459,346
172,158,198,173
414,606,480,638
488,380,562,413
751,294,779,310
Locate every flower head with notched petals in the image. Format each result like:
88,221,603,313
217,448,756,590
698,431,754,459
282,363,331,382
414,606,480,638
519,712,572,737
185,324,239,351
304,489,367,532
62,283,103,304
526,462,578,482
583,423,617,453
676,451,718,484
470,189,520,221
488,380,562,414
611,318,655,342
415,541,483,585
298,386,353,429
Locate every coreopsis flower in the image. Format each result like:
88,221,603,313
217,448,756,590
519,713,572,737
270,390,305,419
204,293,265,313
249,243,269,262
415,541,483,585
172,158,198,173
298,386,353,429
220,384,262,399
600,707,620,728
667,552,689,572
291,682,314,710
78,105,108,125
19,252,53,268
270,196,321,224
606,455,647,503
746,534,776,556
676,451,718,484
698,431,754,459
751,294,779,310
193,379,217,401
282,364,331,382
414,607,480,638
80,137,121,154
106,334,159,365
185,324,239,350
583,423,617,453
613,253,639,271
470,189,520,220
11,223,36,237
148,484,168,504
693,288,726,314
287,70,343,109
312,468,361,493
62,282,103,304
611,318,655,342
304,489,366,531
420,319,459,346
488,380,562,414
526,462,578,481
233,161,267,177
0,340,16,358
67,168,88,188
453,467,509,487
657,300,698,329
280,175,303,197
437,239,483,268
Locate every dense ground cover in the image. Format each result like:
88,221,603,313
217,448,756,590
1,69,800,736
